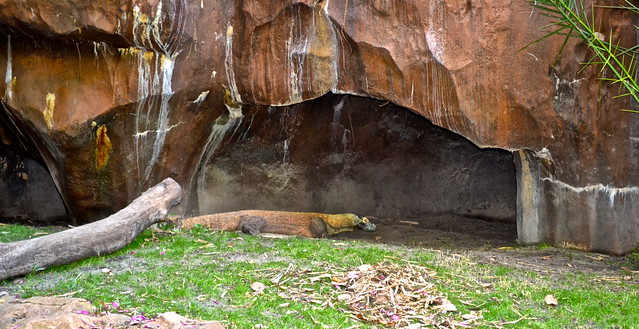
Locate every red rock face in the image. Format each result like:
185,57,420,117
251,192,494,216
0,0,637,253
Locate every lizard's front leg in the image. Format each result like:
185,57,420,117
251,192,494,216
238,216,266,235
310,217,329,238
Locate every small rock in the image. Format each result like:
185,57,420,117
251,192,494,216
0,296,225,329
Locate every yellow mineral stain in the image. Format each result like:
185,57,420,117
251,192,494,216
8,77,16,90
118,47,143,57
223,84,234,108
142,50,155,62
43,93,55,130
159,53,167,68
5,77,16,99
95,125,112,170
227,25,233,37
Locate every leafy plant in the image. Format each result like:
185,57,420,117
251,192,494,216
526,0,639,112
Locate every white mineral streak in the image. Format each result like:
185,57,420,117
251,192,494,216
190,90,210,104
224,25,243,118
280,3,340,105
536,147,554,164
151,2,169,53
333,97,344,121
330,97,345,150
283,139,290,164
342,129,351,151
194,116,242,191
542,177,639,205
92,42,111,64
536,148,638,205
127,1,186,183
132,5,143,47
4,35,12,100
151,56,175,149
133,51,153,179
192,24,245,191
133,122,185,137
138,54,175,181
322,3,340,93
286,7,308,104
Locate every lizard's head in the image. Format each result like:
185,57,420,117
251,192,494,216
355,215,377,232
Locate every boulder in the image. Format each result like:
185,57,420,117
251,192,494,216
0,294,224,329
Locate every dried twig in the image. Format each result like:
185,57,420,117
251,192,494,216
262,262,485,328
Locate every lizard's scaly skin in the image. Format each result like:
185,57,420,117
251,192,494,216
179,210,372,237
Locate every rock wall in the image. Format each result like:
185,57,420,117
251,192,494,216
0,0,636,253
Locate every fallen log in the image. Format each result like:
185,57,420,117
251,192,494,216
0,177,182,281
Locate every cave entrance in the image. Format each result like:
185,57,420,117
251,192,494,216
0,143,67,225
197,93,518,248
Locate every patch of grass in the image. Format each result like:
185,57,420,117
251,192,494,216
0,223,63,242
1,225,638,328
535,242,552,250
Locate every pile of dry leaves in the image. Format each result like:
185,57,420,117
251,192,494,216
261,262,483,328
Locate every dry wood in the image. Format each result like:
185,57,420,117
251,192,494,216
0,177,182,281
398,220,419,226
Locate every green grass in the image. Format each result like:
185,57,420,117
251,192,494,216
1,224,638,328
0,223,64,242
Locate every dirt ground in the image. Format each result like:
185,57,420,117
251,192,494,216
336,214,639,279
338,214,518,249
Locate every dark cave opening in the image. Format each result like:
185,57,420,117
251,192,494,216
0,143,66,225
197,93,518,246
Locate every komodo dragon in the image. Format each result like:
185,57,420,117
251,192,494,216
178,210,377,238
